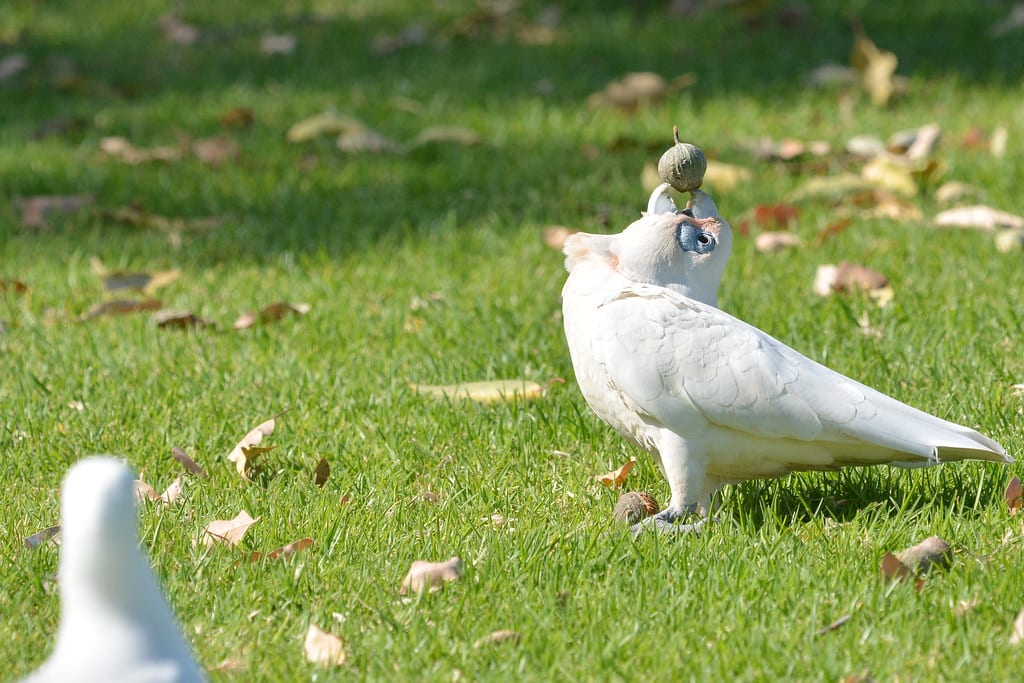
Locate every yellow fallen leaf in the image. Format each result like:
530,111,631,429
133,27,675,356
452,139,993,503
227,418,276,479
304,623,347,667
594,458,636,488
702,161,751,193
286,112,367,143
473,630,521,648
410,379,546,404
861,156,917,197
203,510,260,547
850,27,898,106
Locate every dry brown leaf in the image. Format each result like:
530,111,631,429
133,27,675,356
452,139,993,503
542,226,577,251
989,5,1024,37
879,552,916,584
81,299,164,320
233,302,311,330
0,54,29,82
408,126,481,148
813,262,892,307
755,231,804,253
172,446,208,478
850,26,899,106
227,418,276,479
585,72,696,112
304,623,347,667
24,525,62,549
91,258,181,294
314,458,330,487
399,557,463,594
100,136,184,164
816,614,851,636
153,309,213,329
159,11,200,45
953,599,980,617
133,480,161,503
1007,476,1023,515
935,181,985,206
1011,607,1024,646
250,538,313,562
0,279,29,294
260,33,296,55
410,379,547,404
473,630,521,648
203,510,260,547
286,112,368,143
594,458,636,488
789,174,874,202
191,136,239,166
934,205,1024,232
19,194,95,230
160,477,185,505
220,107,254,129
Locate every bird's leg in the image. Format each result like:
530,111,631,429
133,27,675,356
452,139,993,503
630,430,710,536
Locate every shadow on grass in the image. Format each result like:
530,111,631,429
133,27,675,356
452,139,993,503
1,0,1020,265
725,462,1011,530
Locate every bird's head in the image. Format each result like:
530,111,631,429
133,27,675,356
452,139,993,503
59,457,143,597
564,183,733,305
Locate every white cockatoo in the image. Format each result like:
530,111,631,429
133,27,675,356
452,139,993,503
21,457,206,683
562,184,1011,534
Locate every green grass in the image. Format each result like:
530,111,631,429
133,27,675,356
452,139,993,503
3,0,1024,680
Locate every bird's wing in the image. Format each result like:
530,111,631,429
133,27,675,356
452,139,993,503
589,284,1007,463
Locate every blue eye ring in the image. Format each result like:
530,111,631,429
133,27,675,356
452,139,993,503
676,223,716,254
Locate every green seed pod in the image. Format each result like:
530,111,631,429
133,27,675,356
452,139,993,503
658,125,707,193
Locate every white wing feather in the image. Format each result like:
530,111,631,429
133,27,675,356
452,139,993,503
589,284,1008,466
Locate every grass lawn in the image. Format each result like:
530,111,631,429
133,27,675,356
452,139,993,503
2,0,1023,680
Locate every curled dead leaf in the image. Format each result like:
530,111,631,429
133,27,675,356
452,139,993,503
314,458,330,487
19,194,95,230
585,72,695,112
816,614,851,636
171,446,208,478
24,525,62,549
410,379,553,404
1006,476,1022,515
1011,607,1024,646
81,299,164,320
850,25,901,106
813,262,892,307
755,231,803,253
227,418,276,479
473,630,521,648
233,302,311,330
934,205,1024,232
203,510,260,548
304,623,347,667
594,458,636,488
250,538,313,562
153,309,213,329
399,557,462,595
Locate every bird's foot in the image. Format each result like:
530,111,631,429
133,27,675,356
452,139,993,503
630,504,708,537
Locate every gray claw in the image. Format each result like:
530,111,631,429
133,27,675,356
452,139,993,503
629,504,707,537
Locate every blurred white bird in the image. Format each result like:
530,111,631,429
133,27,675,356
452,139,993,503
21,457,206,683
562,184,1011,535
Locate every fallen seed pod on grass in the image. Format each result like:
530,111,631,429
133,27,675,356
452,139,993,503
613,491,660,525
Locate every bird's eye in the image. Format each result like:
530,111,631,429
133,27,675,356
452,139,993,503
696,234,711,246
676,224,717,254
